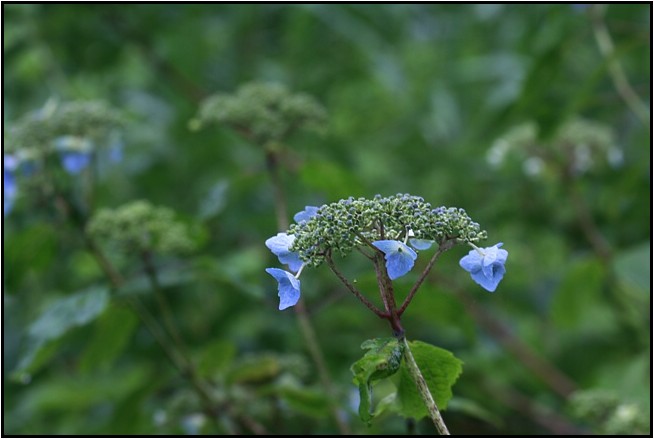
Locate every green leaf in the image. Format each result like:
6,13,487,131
395,340,463,420
79,305,138,374
613,242,650,295
12,287,110,379
350,337,404,424
275,379,331,418
196,339,237,378
550,256,610,330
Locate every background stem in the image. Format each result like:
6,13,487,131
589,5,650,126
265,147,350,435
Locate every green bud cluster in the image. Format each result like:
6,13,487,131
192,82,327,145
569,389,649,435
489,118,617,174
5,100,124,155
288,194,487,267
87,200,195,255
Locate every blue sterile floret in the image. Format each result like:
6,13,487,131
459,243,508,292
265,268,301,310
372,240,418,280
293,205,319,224
265,233,304,273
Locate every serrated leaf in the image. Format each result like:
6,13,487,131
351,337,404,424
396,340,463,420
13,287,110,378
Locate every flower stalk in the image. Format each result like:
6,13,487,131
400,336,450,435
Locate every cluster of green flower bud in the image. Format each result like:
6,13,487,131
288,194,487,267
191,82,327,146
5,100,124,155
488,118,619,176
87,200,195,255
569,389,649,435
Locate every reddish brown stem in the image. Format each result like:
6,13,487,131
325,253,388,319
399,239,455,316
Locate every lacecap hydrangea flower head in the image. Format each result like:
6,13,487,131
265,194,508,311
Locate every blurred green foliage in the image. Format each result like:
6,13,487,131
3,4,650,435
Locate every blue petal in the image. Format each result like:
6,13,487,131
293,206,319,223
61,152,91,174
470,262,505,292
265,233,303,273
373,240,418,280
481,244,508,279
459,250,483,273
409,238,433,250
265,268,301,310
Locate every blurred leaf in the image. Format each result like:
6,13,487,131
350,337,404,424
13,287,109,379
227,354,282,385
4,223,58,286
195,339,237,378
117,268,194,297
613,242,650,295
273,376,331,418
447,396,503,429
197,179,230,220
395,340,463,419
15,364,150,413
550,256,610,330
79,305,138,374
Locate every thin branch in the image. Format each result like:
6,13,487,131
373,253,404,336
325,253,388,319
354,230,379,252
399,239,455,316
440,276,578,398
567,181,613,263
356,246,375,260
589,5,650,126
141,251,190,354
265,148,290,231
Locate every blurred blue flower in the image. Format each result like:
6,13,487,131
373,240,418,280
265,232,303,273
106,137,124,163
60,151,91,174
4,154,18,215
54,136,93,174
293,205,319,223
459,243,508,292
265,268,301,310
